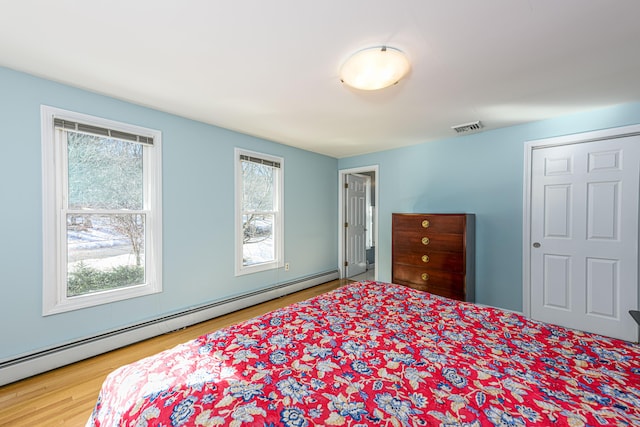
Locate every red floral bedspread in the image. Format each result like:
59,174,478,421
87,281,640,426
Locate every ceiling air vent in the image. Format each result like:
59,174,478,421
452,120,483,134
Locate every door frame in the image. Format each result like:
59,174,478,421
522,123,640,317
338,165,379,280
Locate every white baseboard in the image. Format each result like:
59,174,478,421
0,270,339,386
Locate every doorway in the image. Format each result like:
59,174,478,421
523,125,640,342
339,166,378,281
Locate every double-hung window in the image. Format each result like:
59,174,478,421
235,148,284,275
41,106,162,315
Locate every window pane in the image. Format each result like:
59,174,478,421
242,161,274,211
242,214,274,266
67,213,145,297
67,131,143,210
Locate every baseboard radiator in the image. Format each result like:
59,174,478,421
0,270,339,386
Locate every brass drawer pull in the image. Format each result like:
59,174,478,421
421,237,430,245
421,273,430,281
422,255,429,263
421,220,430,228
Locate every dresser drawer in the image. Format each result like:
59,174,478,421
426,283,465,300
392,251,464,272
392,264,465,292
393,276,465,301
392,214,465,234
392,230,464,253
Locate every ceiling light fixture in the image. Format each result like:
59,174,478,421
340,46,410,91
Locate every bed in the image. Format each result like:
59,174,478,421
87,281,640,426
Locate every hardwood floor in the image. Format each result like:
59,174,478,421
0,279,347,426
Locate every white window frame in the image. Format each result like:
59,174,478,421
41,105,162,315
235,148,284,276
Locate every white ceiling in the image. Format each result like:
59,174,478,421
1,1,639,158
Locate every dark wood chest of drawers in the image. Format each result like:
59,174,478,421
392,213,475,301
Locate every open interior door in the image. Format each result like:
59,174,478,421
345,174,368,278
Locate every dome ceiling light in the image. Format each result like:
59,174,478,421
339,46,410,91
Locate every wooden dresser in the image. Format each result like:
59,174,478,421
392,213,475,301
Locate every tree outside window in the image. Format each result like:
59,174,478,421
66,132,146,296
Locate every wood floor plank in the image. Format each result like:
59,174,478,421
0,279,347,426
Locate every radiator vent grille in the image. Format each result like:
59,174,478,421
452,120,483,133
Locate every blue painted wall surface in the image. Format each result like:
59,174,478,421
2,62,639,361
0,66,338,360
339,102,640,311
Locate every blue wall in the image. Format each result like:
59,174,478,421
2,63,639,361
339,102,640,311
0,66,338,360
